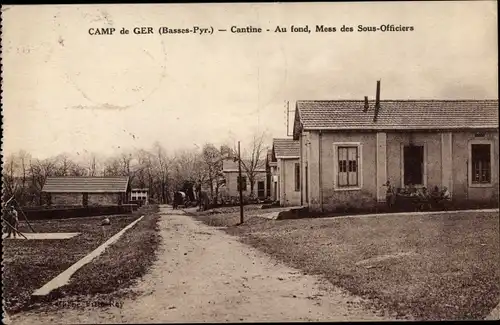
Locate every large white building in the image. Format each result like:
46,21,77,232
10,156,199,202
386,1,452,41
130,188,149,205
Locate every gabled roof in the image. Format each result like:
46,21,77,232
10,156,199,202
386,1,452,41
273,138,300,159
266,149,273,162
294,99,499,138
42,177,130,193
266,149,277,166
222,158,266,172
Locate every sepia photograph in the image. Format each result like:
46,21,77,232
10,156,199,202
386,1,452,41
1,1,499,323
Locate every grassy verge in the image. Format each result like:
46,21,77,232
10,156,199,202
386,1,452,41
201,210,499,320
187,204,289,227
2,205,161,314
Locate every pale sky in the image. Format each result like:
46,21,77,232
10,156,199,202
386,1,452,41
2,2,498,160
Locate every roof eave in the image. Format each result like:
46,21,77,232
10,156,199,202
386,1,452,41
303,126,499,132
42,190,128,193
276,156,300,159
223,169,266,172
292,103,302,140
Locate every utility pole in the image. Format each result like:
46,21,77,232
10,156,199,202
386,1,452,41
238,141,244,224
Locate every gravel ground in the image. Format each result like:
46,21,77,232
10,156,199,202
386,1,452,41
7,205,391,324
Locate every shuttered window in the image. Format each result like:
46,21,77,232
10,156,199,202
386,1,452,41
471,144,491,184
337,146,359,187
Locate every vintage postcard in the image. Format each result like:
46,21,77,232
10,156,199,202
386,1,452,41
1,1,498,323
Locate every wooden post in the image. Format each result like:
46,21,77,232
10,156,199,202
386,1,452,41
238,141,244,224
2,218,28,240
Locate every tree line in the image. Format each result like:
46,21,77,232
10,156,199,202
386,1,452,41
2,133,270,207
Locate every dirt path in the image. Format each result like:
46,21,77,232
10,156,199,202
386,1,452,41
8,206,390,324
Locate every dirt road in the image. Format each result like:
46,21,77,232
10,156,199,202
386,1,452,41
9,206,390,324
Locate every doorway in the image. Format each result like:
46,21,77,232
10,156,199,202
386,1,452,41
257,181,265,198
403,145,425,186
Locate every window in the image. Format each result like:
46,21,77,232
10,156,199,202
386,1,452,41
237,176,247,191
294,163,300,191
337,146,359,187
403,145,424,186
471,144,491,184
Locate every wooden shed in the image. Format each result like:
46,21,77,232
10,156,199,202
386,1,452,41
42,176,131,207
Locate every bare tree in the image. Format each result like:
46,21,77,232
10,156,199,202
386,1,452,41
233,132,268,197
52,154,87,177
152,142,172,204
29,157,58,205
200,143,233,204
201,144,220,203
6,139,263,208
103,157,121,176
2,154,18,200
54,154,71,176
87,153,101,176
134,149,151,188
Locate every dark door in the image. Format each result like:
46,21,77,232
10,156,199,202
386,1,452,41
82,193,89,206
257,181,265,198
266,172,271,199
403,145,424,185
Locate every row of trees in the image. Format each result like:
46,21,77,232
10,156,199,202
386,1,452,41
2,133,270,207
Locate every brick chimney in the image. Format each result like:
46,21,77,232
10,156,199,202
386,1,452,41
363,96,369,112
373,80,381,122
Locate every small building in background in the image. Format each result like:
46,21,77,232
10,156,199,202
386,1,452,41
130,188,149,206
265,149,277,201
271,138,301,206
222,158,268,200
42,176,131,207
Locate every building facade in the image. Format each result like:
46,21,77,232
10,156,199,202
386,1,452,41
222,158,268,199
42,176,131,207
293,98,499,212
131,188,149,205
271,138,301,206
266,149,279,201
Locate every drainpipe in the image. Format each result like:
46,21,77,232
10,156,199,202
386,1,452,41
319,130,324,213
465,160,469,202
282,159,286,206
300,134,303,206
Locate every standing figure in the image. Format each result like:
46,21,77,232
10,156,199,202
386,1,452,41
384,181,396,209
5,206,19,239
196,185,210,212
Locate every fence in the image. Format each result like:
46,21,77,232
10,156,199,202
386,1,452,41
19,204,138,220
